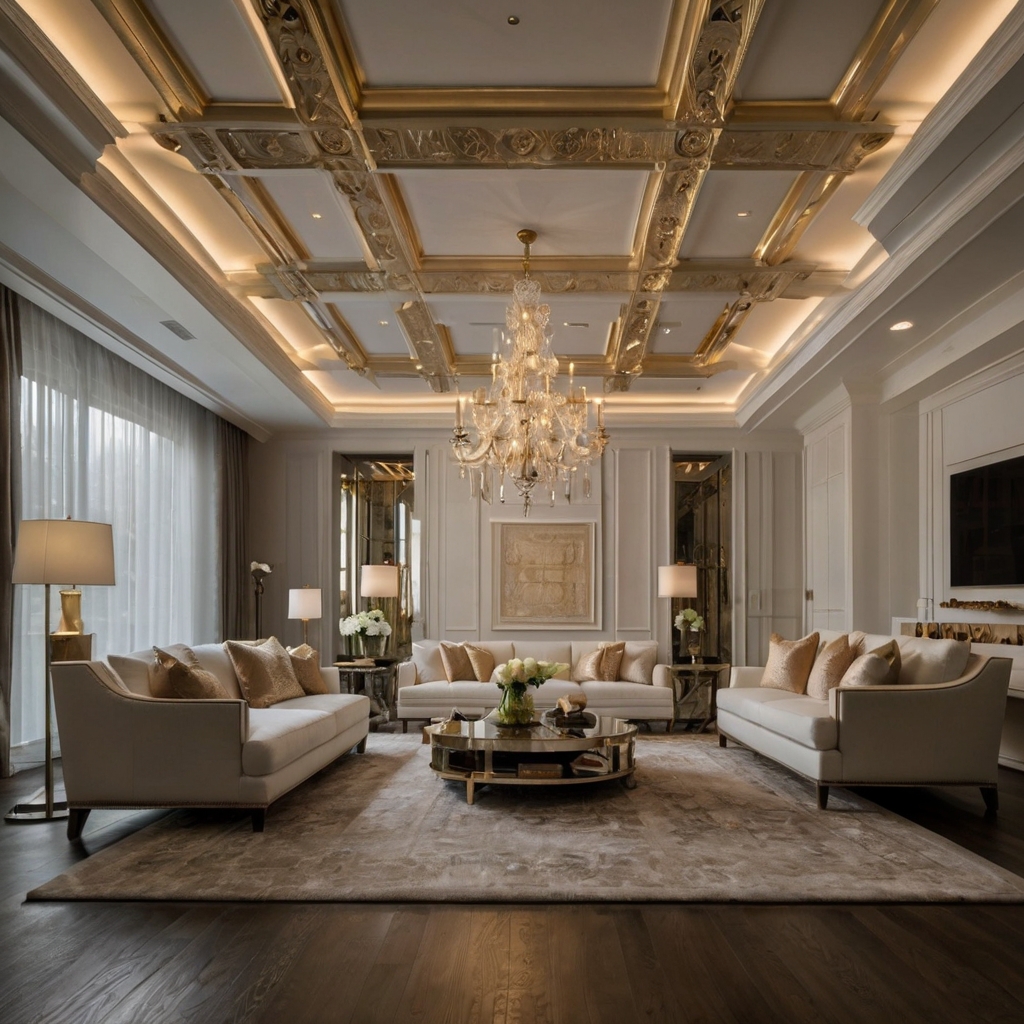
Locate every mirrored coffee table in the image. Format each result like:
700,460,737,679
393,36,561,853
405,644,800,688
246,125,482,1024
426,713,637,804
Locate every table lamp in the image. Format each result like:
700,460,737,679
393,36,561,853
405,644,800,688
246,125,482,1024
288,586,322,647
360,564,400,657
658,564,698,599
8,518,115,823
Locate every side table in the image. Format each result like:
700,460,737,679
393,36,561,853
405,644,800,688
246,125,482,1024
334,663,396,728
670,663,730,733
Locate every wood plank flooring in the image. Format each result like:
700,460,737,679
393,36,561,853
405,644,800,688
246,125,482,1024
2,753,1024,1023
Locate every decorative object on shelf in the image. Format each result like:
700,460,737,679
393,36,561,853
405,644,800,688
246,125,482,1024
339,608,392,659
493,657,568,726
556,692,588,716
250,562,272,638
940,598,1024,612
901,620,1024,645
675,607,705,663
9,517,115,824
450,229,609,516
287,586,322,646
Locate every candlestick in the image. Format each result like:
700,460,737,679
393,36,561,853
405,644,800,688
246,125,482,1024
456,396,464,428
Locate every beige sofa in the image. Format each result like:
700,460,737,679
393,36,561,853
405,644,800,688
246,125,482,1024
717,630,1012,809
397,639,674,727
51,643,370,838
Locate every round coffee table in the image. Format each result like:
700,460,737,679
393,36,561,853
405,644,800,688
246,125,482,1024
426,713,637,804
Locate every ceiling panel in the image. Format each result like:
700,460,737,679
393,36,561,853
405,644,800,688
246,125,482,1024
144,0,284,103
328,297,410,356
734,297,823,360
678,171,799,259
649,295,734,354
336,0,673,88
395,168,648,257
258,172,365,259
734,0,882,101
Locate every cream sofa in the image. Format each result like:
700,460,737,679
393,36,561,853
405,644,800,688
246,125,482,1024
396,639,674,728
51,643,371,838
717,630,1012,810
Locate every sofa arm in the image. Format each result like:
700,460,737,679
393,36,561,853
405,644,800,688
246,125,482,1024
831,656,1011,783
397,660,417,689
730,666,764,688
52,661,249,807
652,664,673,689
320,665,341,694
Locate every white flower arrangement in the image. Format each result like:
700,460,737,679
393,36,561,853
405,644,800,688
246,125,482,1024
339,608,393,638
495,657,567,689
674,607,705,634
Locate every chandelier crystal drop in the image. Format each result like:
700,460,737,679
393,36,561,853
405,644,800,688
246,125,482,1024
450,229,609,516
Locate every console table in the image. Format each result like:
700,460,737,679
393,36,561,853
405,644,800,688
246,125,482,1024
670,663,730,733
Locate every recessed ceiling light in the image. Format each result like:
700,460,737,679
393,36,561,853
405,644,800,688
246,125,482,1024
736,211,751,218
662,327,671,334
415,363,422,370
507,15,519,25
890,320,914,331
378,320,389,326
311,212,322,219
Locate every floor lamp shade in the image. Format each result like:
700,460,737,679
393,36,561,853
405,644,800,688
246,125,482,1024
360,564,399,598
658,564,697,598
288,587,322,621
13,519,115,585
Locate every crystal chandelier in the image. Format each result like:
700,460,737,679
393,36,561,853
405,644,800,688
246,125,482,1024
450,229,609,516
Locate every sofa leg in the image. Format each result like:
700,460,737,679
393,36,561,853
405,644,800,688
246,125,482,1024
402,720,408,734
67,808,91,841
718,733,727,748
251,809,266,833
816,784,829,810
982,786,999,813
356,736,367,754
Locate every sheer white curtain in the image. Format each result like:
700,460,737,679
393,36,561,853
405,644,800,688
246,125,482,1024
12,303,220,751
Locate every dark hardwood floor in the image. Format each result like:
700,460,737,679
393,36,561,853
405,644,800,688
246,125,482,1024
2,751,1024,1023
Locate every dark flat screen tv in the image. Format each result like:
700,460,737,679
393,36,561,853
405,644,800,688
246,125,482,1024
950,454,1024,587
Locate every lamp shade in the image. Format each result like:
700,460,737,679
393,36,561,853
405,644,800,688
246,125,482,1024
360,564,399,598
13,519,115,585
658,564,697,598
288,587,322,620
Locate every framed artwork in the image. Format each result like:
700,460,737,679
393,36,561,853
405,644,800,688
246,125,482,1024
492,520,598,629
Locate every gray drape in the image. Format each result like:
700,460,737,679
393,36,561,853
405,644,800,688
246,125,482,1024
218,419,248,641
1,288,22,778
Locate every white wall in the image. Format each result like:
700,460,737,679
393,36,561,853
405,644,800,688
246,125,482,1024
247,425,804,667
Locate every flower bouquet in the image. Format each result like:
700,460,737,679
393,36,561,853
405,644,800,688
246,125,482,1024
493,657,569,726
674,607,705,660
339,608,393,657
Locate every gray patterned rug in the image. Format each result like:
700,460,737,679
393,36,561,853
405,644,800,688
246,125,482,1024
28,733,1024,903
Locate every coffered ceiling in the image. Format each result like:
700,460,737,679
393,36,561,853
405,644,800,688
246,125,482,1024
0,0,1017,431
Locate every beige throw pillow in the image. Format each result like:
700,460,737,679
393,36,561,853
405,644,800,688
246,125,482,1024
572,648,606,682
805,634,855,700
439,642,475,682
150,644,199,699
619,642,658,685
288,644,328,695
597,641,626,680
839,652,892,687
153,647,229,700
869,639,901,685
759,632,819,693
226,637,305,708
464,644,495,683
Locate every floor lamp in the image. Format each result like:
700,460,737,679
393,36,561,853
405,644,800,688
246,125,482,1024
360,564,400,656
288,586,322,647
8,518,115,823
658,564,698,663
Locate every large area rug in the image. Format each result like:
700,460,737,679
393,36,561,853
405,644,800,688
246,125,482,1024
28,733,1024,903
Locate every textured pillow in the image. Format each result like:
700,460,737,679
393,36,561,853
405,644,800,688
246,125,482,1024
572,648,606,682
868,639,901,686
439,642,475,682
805,634,855,700
848,630,868,657
225,637,305,708
759,632,819,693
153,646,228,700
464,643,496,683
619,642,658,685
288,644,328,695
839,652,891,687
150,644,199,699
597,641,626,680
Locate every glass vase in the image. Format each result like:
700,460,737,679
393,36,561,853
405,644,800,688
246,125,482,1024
496,684,534,726
357,633,386,659
687,632,702,663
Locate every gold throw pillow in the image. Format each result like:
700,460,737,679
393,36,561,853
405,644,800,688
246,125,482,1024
150,644,199,699
153,647,228,700
288,644,328,695
805,634,855,700
869,639,901,685
597,641,626,681
226,637,305,708
760,632,819,693
572,648,605,682
464,643,495,683
439,641,475,682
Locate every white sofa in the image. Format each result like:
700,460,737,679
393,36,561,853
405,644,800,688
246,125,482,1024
51,643,371,838
716,629,1012,809
397,639,675,727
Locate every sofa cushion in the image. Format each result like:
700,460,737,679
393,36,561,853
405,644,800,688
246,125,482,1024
471,641,515,665
464,643,495,682
440,642,475,683
597,641,626,680
107,653,155,696
580,681,673,706
287,644,329,695
514,642,572,677
191,643,244,699
411,641,445,684
760,632,819,693
159,653,230,701
806,634,854,700
756,697,837,751
840,653,891,687
868,639,901,686
274,693,369,733
226,637,306,708
150,644,199,698
619,642,658,685
243,708,337,775
896,636,970,686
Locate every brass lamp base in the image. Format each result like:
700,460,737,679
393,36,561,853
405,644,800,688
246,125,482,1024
5,785,69,823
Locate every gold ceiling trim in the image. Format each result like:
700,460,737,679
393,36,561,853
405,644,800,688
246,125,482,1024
754,171,844,266
712,124,893,172
395,300,453,392
694,295,755,365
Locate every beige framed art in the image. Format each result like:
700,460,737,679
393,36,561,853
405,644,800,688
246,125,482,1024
492,520,598,630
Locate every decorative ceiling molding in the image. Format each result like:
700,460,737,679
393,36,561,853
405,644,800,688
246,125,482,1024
395,300,454,392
